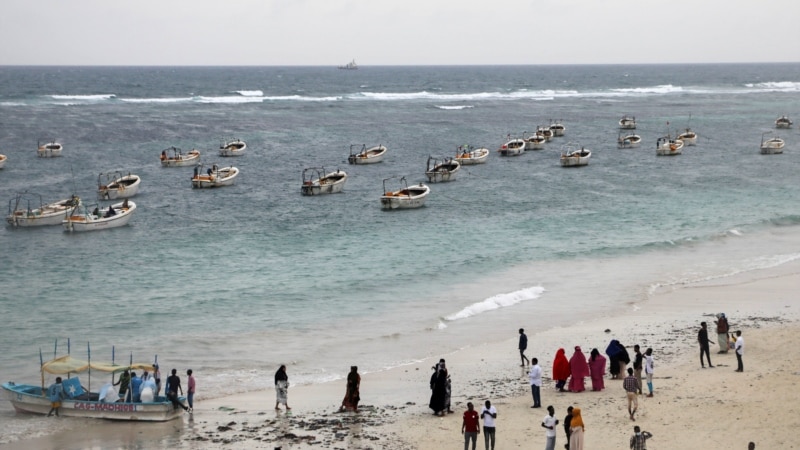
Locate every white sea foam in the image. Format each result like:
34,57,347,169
744,81,800,91
435,105,474,110
611,84,683,95
120,97,193,103
235,90,264,97
50,94,115,100
444,286,546,321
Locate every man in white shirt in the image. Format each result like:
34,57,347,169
734,330,744,372
480,400,497,450
541,405,559,450
644,348,654,397
529,358,542,408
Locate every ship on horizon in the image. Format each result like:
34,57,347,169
338,59,358,70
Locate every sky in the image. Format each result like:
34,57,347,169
1,0,799,66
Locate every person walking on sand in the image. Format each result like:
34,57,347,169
340,366,361,412
568,407,585,450
588,348,606,391
47,377,65,417
542,405,559,450
633,345,644,394
480,399,497,450
563,406,573,450
274,365,291,410
552,348,571,392
644,348,654,397
462,401,480,450
698,322,715,368
529,358,543,408
629,425,652,450
734,330,744,372
623,368,639,421
568,347,590,393
186,369,196,413
715,313,730,353
519,328,530,367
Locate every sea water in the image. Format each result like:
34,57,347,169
0,64,799,440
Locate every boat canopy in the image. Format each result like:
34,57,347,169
42,355,153,375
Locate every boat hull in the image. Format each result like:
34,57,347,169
560,154,591,167
301,172,348,196
7,198,77,227
380,185,429,210
161,151,200,167
192,167,239,188
63,202,136,232
98,175,141,200
455,148,489,165
2,382,183,422
348,146,387,164
37,148,62,158
219,140,246,157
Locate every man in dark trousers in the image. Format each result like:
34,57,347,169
698,322,714,368
518,328,529,366
165,368,188,411
563,405,573,450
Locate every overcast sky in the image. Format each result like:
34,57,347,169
2,0,799,66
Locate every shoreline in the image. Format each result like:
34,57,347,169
3,264,799,449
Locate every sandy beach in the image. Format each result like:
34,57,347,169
4,265,799,450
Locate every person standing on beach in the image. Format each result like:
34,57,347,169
340,366,361,412
563,406,574,450
519,328,530,367
568,407,585,450
715,313,730,353
644,348,654,397
186,369,196,413
633,345,644,394
734,330,744,372
153,364,162,396
462,401,480,450
542,405,559,450
552,348,571,392
588,348,606,391
623,368,639,421
429,361,447,416
529,358,543,408
46,377,65,417
480,400,497,450
568,347,590,393
165,368,188,411
629,425,652,450
275,365,291,410
698,322,715,368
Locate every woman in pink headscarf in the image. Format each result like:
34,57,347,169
568,346,590,392
588,348,606,391
552,348,571,392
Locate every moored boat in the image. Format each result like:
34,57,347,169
380,177,429,210
775,115,793,129
219,139,246,157
7,193,80,227
497,136,525,156
191,164,239,188
559,143,591,167
160,147,200,167
454,145,489,165
656,135,684,156
425,156,461,183
348,144,387,164
523,131,546,150
619,115,636,130
37,140,62,158
549,120,566,137
301,167,348,195
677,128,698,146
760,132,785,155
63,200,136,232
97,172,141,200
617,132,642,149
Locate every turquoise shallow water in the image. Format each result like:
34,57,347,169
1,65,799,436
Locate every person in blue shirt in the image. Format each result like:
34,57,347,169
47,377,65,417
126,372,142,402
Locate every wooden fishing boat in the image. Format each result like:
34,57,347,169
160,147,200,167
760,133,785,155
380,177,429,210
6,193,80,227
219,139,246,157
454,145,490,165
677,128,698,146
425,156,461,183
549,120,566,137
497,137,525,156
536,125,554,142
62,200,136,232
37,140,62,158
656,135,684,156
301,167,348,195
191,164,239,188
560,143,591,167
97,172,141,200
775,115,793,129
523,131,546,150
619,115,636,130
617,132,642,149
348,144,387,164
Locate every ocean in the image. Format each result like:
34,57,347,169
1,63,799,440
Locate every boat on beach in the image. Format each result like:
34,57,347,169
301,167,348,195
497,136,525,156
380,177,429,210
454,145,489,165
6,193,80,227
2,352,184,421
348,144,387,164
0,154,6,169
775,115,793,129
559,143,591,167
160,147,200,167
191,164,239,188
63,200,136,232
523,131,546,150
37,140,62,158
425,156,461,183
760,133,785,154
619,115,637,130
549,120,566,137
219,139,246,157
656,135,684,156
97,172,141,200
617,132,642,149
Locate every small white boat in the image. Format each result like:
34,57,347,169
0,154,6,169
380,177,429,210
425,156,461,183
619,115,637,129
6,193,80,227
97,172,141,200
523,131,546,150
537,126,554,142
348,144,387,164
497,137,525,156
191,164,239,188
160,147,200,167
454,145,490,165
775,115,793,129
219,139,247,157
677,128,698,146
549,120,566,137
656,136,684,156
617,132,642,149
63,200,136,232
760,133,785,155
560,143,591,167
301,167,348,195
37,140,63,158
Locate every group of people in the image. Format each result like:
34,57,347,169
274,364,361,413
699,313,745,372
